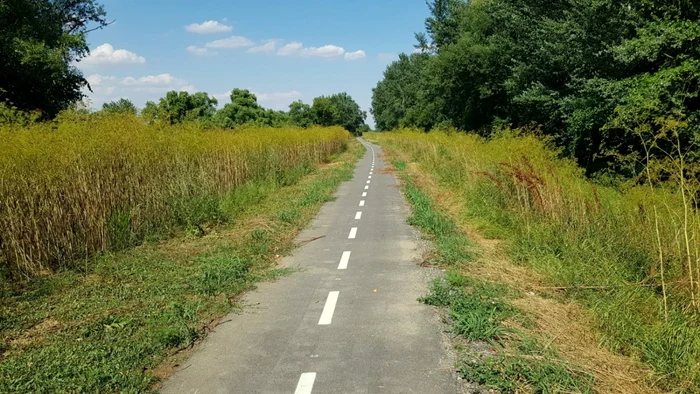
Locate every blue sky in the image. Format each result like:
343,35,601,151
80,0,429,125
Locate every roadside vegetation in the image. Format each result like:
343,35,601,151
371,130,699,392
369,0,700,391
0,132,363,393
0,1,372,392
0,115,349,278
393,157,595,393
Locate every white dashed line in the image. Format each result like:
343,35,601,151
355,212,362,219
359,200,365,207
362,192,367,197
295,373,317,394
367,180,370,184
318,291,340,325
338,251,351,270
365,186,369,190
349,227,357,239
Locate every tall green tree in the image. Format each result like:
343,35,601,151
289,100,315,128
102,98,137,115
371,53,434,131
329,93,366,135
146,91,218,124
311,93,366,135
0,0,109,117
215,89,266,128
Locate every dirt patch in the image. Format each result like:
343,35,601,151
9,318,63,350
388,150,663,394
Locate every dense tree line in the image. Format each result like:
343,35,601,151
103,90,367,134
372,0,700,177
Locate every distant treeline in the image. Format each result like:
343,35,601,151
99,90,368,135
371,0,700,177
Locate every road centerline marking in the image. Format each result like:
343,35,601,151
362,192,367,197
338,251,351,270
365,185,369,190
295,372,317,394
355,211,362,219
319,291,340,325
359,200,365,206
367,180,371,184
348,227,357,239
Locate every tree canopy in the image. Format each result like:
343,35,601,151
312,93,366,135
0,0,110,117
102,99,137,115
371,0,700,177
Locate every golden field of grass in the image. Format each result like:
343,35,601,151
0,114,349,278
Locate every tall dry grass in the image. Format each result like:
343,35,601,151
0,114,348,278
370,129,700,391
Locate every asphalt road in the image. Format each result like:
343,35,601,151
160,139,460,394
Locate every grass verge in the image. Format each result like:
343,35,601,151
386,148,663,393
369,129,696,392
0,139,364,393
392,157,595,393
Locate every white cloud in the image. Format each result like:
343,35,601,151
180,85,196,93
120,74,185,86
213,91,232,102
187,45,216,56
344,50,366,61
255,90,302,102
277,42,345,58
247,40,279,53
82,73,194,108
277,42,303,56
205,36,254,49
86,74,117,87
185,20,232,34
81,43,146,65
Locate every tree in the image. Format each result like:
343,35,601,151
102,99,137,115
421,0,464,50
329,93,366,135
311,93,366,135
311,96,338,127
215,89,266,127
0,0,109,117
371,53,433,131
146,91,218,124
373,0,700,176
289,100,315,128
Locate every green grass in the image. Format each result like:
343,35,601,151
370,130,700,392
0,140,363,393
393,160,593,393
